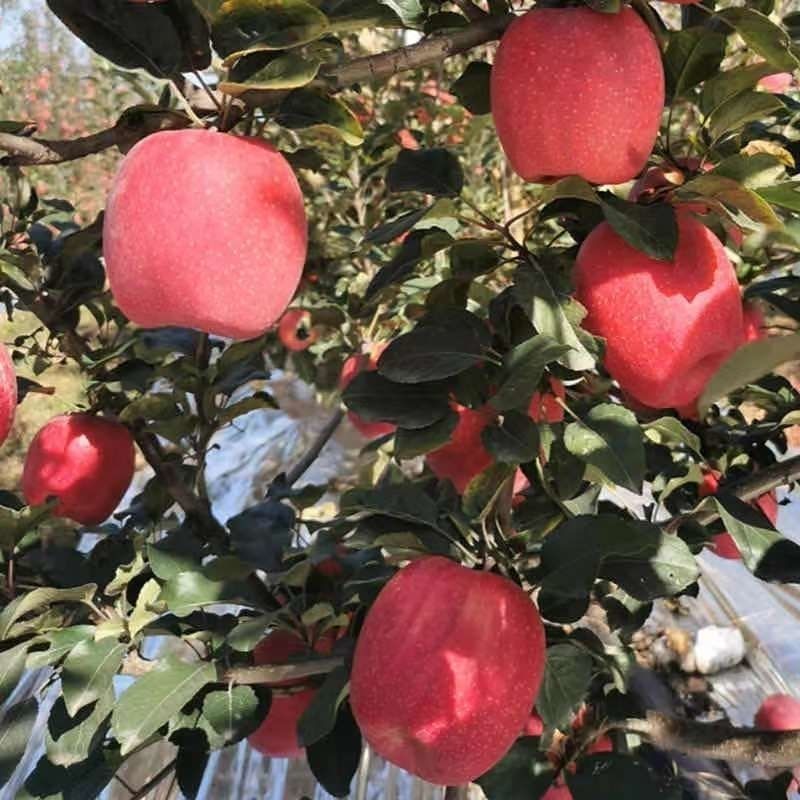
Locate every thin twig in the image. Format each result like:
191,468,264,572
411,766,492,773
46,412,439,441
283,409,345,488
129,758,177,800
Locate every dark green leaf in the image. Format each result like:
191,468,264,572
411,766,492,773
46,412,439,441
0,584,97,641
707,91,784,141
201,685,262,745
643,417,702,456
664,28,727,100
364,206,432,245
26,627,94,669
0,641,30,706
567,753,682,800
450,240,500,277
112,655,217,755
451,61,492,115
716,7,800,72
61,638,127,717
387,148,464,197
276,89,363,146
679,174,781,226
306,705,361,797
701,62,778,116
220,52,321,94
758,181,800,212
341,484,440,528
158,571,258,617
0,698,38,789
564,404,645,493
394,410,459,459
176,745,208,799
600,194,678,261
482,412,539,465
476,738,557,800
46,690,114,768
298,665,350,746
538,643,593,730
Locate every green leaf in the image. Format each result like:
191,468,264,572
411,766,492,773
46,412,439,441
451,61,492,115
220,52,322,94
707,91,784,142
46,689,114,768
679,174,781,227
342,371,450,429
45,0,211,77
276,89,363,145
394,410,459,459
643,417,702,456
341,484,440,529
378,322,488,383
664,28,727,100
363,206,433,245
26,627,94,669
716,7,800,72
758,181,800,212
514,264,595,372
0,584,97,641
700,62,778,116
201,685,262,745
568,753,682,800
482,412,539,465
0,641,31,706
306,706,361,797
599,194,678,262
365,227,454,299
491,336,570,412
564,404,645,493
112,656,217,756
538,643,593,730
713,153,787,189
298,665,349,746
158,571,257,617
375,0,423,26
129,578,163,638
212,0,330,57
387,148,464,197
476,738,557,800
61,638,127,717
0,698,38,789
699,333,800,414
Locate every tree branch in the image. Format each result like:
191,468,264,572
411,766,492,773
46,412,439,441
282,408,345,488
664,454,800,533
128,758,177,800
621,711,800,769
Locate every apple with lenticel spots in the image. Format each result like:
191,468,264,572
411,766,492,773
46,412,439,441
491,6,664,185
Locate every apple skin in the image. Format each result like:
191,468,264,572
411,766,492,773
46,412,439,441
103,129,307,340
22,414,135,525
425,404,496,493
529,378,566,424
278,308,316,352
247,628,334,758
542,785,573,800
0,343,17,446
350,556,546,785
755,694,800,730
574,210,744,409
491,7,664,185
339,344,396,439
758,73,794,94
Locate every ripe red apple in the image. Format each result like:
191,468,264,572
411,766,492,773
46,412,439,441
523,710,544,737
743,304,765,343
247,628,333,758
574,210,744,409
491,7,664,185
0,343,17,446
103,129,307,340
339,344,396,439
22,414,135,525
350,556,546,784
529,377,566,424
543,785,572,800
425,404,496,493
755,694,800,730
277,308,317,352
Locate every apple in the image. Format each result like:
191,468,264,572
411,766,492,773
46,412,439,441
339,344,396,439
0,343,17,446
103,129,307,340
743,304,765,343
699,470,778,560
491,7,664,185
523,711,544,737
542,785,572,800
574,210,744,409
22,414,135,525
755,694,800,730
758,73,794,94
425,404,496,493
277,308,317,352
350,556,546,784
247,628,334,758
529,377,566,424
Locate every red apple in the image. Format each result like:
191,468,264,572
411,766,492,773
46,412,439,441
350,556,546,784
743,304,765,343
103,129,307,340
529,377,566,424
277,308,317,352
22,414,135,524
574,210,744,409
247,628,334,758
542,786,572,800
491,7,664,185
523,711,544,737
0,343,17,446
425,404,496,493
339,344,396,440
755,694,800,730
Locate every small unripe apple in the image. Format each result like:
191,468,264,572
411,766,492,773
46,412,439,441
350,556,546,784
277,308,317,352
339,344,396,439
0,343,17,446
491,7,664,185
247,628,334,758
425,404,496,493
103,129,307,340
574,211,744,409
22,414,135,524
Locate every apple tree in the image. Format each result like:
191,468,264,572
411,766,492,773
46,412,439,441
2,0,800,798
